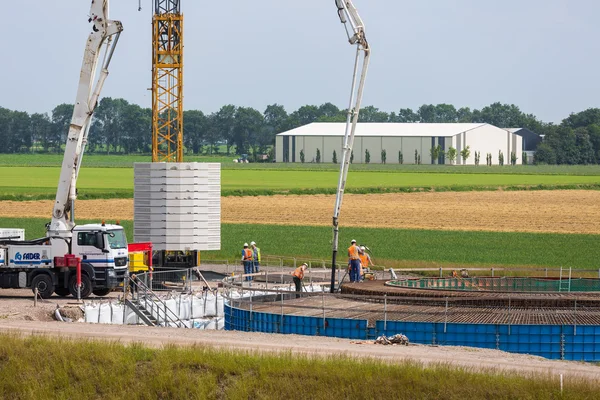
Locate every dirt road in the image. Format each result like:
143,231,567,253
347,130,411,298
0,319,598,381
1,190,600,233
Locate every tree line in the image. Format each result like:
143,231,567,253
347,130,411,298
1,99,599,164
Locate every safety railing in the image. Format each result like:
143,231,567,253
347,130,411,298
201,255,600,280
388,276,600,293
128,274,189,328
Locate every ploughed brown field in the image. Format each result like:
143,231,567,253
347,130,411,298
0,190,598,234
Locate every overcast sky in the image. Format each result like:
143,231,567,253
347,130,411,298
2,0,598,123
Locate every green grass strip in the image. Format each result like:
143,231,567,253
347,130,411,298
0,334,596,399
3,218,599,269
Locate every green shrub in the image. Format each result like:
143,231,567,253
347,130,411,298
447,147,457,164
460,146,471,164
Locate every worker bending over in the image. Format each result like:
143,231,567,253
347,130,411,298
292,263,308,298
250,241,261,273
359,246,373,280
348,239,363,283
241,243,254,281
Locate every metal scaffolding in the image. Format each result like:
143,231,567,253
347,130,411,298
152,0,183,162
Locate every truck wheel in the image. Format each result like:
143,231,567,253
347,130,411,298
69,275,93,299
54,287,71,297
92,288,112,297
31,274,54,299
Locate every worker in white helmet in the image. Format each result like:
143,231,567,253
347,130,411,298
359,246,373,280
241,243,253,281
250,241,261,273
347,239,363,283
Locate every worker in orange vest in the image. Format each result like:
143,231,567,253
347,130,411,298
291,263,308,298
348,239,363,283
241,243,254,281
359,246,373,280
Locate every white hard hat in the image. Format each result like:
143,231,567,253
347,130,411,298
360,246,366,250
243,243,248,247
351,239,356,243
250,241,256,246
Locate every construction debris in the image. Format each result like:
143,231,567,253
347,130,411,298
375,334,409,346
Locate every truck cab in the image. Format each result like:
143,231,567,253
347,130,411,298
69,224,129,296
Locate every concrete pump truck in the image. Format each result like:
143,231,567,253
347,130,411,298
0,0,128,299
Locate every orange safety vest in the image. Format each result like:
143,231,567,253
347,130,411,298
292,266,305,280
359,253,369,267
348,244,360,260
243,248,253,261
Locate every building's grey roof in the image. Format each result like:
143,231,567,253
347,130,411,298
277,122,492,137
506,128,522,133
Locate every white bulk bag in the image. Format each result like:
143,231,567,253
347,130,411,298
191,295,205,319
84,304,100,324
111,303,124,325
204,293,217,317
216,295,224,317
98,303,112,324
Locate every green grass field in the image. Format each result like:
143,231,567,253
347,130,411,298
2,166,600,200
1,334,595,400
3,218,599,270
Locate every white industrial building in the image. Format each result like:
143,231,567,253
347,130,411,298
275,123,523,165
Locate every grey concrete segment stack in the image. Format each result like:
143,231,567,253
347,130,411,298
133,162,221,251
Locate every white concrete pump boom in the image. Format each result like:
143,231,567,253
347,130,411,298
47,1,123,247
330,0,371,293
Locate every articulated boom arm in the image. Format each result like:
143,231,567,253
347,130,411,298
330,0,371,292
48,0,123,239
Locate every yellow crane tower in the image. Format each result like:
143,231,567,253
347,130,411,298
152,0,184,162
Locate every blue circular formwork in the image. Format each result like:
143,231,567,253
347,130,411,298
224,279,600,362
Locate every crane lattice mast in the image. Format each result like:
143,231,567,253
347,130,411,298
152,0,184,162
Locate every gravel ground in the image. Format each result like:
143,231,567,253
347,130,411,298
0,288,599,382
0,288,120,322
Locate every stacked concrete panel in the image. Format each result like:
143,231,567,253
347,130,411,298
133,163,221,251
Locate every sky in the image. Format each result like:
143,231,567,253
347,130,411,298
1,0,599,123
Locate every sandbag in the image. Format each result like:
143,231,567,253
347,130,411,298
165,298,178,319
192,318,209,330
111,303,124,325
84,304,99,324
98,303,112,324
205,319,217,330
124,304,139,325
178,296,191,320
204,293,217,317
191,295,205,319
216,295,224,317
